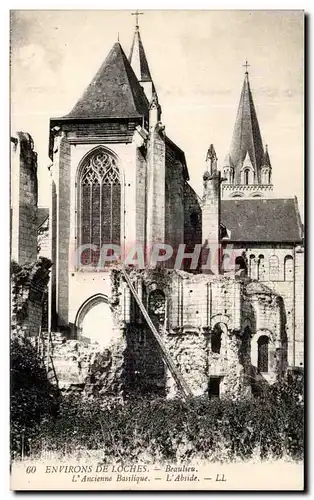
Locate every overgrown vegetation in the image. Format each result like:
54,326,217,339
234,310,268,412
11,335,303,463
10,335,59,458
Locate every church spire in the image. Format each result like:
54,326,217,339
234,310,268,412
221,66,274,198
228,67,264,184
129,11,155,102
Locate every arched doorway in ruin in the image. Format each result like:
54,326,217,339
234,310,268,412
75,293,119,347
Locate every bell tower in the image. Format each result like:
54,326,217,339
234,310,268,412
221,64,273,199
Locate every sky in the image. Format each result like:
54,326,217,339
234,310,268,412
10,10,304,217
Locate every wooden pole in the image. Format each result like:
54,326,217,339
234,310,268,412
121,268,193,400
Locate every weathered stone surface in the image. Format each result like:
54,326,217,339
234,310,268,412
51,334,127,399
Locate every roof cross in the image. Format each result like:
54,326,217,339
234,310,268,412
131,10,144,28
242,59,250,74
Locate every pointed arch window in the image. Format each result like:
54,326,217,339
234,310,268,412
269,255,279,281
258,335,269,372
284,255,294,281
79,150,121,266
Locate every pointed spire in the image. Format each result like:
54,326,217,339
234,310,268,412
129,24,153,83
64,42,148,120
228,70,264,183
129,20,156,103
263,144,271,167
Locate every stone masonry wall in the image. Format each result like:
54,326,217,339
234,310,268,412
223,243,304,369
11,258,52,338
11,132,38,265
48,268,287,401
146,123,166,245
56,134,71,328
165,155,185,268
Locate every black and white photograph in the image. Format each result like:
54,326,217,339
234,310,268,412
9,9,304,491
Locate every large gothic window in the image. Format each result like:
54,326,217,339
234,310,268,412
257,335,269,372
79,150,121,266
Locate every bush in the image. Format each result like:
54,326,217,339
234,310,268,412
29,382,303,463
10,335,59,458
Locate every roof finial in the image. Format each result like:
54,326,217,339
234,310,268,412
117,32,120,42
131,10,144,29
242,59,250,75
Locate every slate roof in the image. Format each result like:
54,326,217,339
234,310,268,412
221,198,303,243
63,42,149,120
229,73,264,183
37,207,49,229
129,27,153,82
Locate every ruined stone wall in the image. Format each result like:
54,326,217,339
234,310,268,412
11,258,52,338
11,132,38,265
223,243,304,369
49,268,286,400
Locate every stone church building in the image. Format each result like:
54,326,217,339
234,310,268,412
12,22,304,399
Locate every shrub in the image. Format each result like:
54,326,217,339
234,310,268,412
10,335,59,458
29,384,304,463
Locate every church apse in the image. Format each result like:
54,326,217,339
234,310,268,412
41,19,303,401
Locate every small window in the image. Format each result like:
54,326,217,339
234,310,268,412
244,169,250,185
284,255,293,281
257,254,266,280
258,336,269,372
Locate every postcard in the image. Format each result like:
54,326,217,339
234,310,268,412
10,9,304,491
